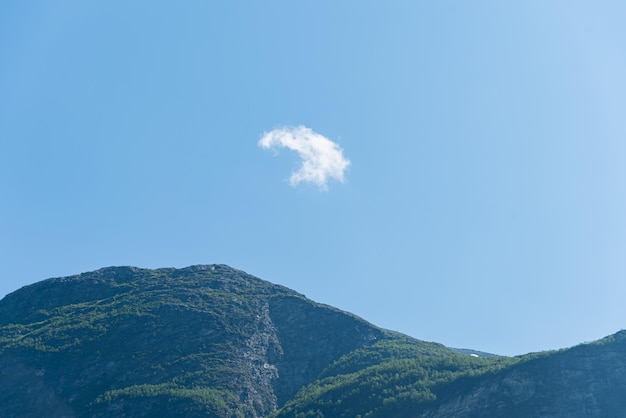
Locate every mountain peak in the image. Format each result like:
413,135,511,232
0,265,387,417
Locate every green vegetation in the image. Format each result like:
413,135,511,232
2,265,625,418
272,338,517,418
95,382,248,417
0,265,297,417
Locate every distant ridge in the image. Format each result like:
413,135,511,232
449,347,499,358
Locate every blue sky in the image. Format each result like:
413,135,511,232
1,1,625,356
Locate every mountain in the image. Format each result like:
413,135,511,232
0,265,624,417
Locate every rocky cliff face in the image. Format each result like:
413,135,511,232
268,295,383,405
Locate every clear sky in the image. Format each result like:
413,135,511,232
2,1,625,356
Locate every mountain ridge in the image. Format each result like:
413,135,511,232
0,265,396,417
1,265,625,417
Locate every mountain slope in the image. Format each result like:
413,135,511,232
2,265,472,417
1,265,625,418
0,265,390,417
417,331,626,417
271,336,515,418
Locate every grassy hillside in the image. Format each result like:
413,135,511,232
271,337,516,418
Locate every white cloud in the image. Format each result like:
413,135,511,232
258,126,350,190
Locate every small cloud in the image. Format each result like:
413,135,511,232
258,126,350,190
